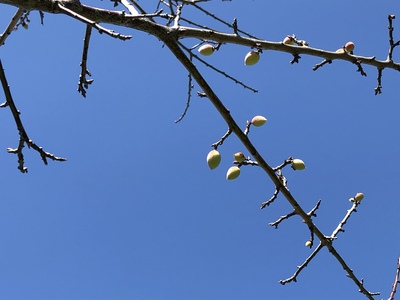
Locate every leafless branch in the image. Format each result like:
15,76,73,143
57,2,132,41
179,42,258,93
388,257,400,300
375,68,383,95
77,25,94,98
175,68,194,123
0,59,66,172
211,128,232,149
0,7,24,46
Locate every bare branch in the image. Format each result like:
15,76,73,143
175,67,194,123
0,59,66,172
388,257,400,300
375,68,383,95
280,243,324,284
57,2,132,40
77,25,94,98
211,128,232,149
0,7,24,46
179,42,258,93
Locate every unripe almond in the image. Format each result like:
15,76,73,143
198,44,215,56
251,115,267,127
354,192,364,202
244,51,260,66
234,152,246,163
283,36,294,45
206,149,221,170
345,41,355,53
226,166,241,180
291,159,306,170
349,192,364,203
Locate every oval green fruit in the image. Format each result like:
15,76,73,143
207,150,221,170
226,166,241,180
251,116,267,127
198,44,215,56
244,51,260,66
354,192,364,203
291,159,306,170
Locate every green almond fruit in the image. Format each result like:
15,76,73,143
291,159,306,170
226,166,241,180
251,116,267,127
244,51,260,66
354,192,364,203
198,44,215,56
207,149,221,170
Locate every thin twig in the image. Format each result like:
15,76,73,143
387,14,400,62
313,58,333,71
175,70,194,123
269,209,296,228
280,243,324,284
375,68,383,95
211,128,232,149
0,59,66,172
191,2,260,39
388,257,400,300
0,8,25,46
78,25,94,98
58,3,132,40
179,42,258,93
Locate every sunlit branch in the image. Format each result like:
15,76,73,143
0,7,24,46
58,2,132,40
388,257,400,300
164,35,377,299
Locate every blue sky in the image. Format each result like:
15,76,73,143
0,1,399,299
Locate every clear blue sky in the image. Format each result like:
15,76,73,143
0,1,399,299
